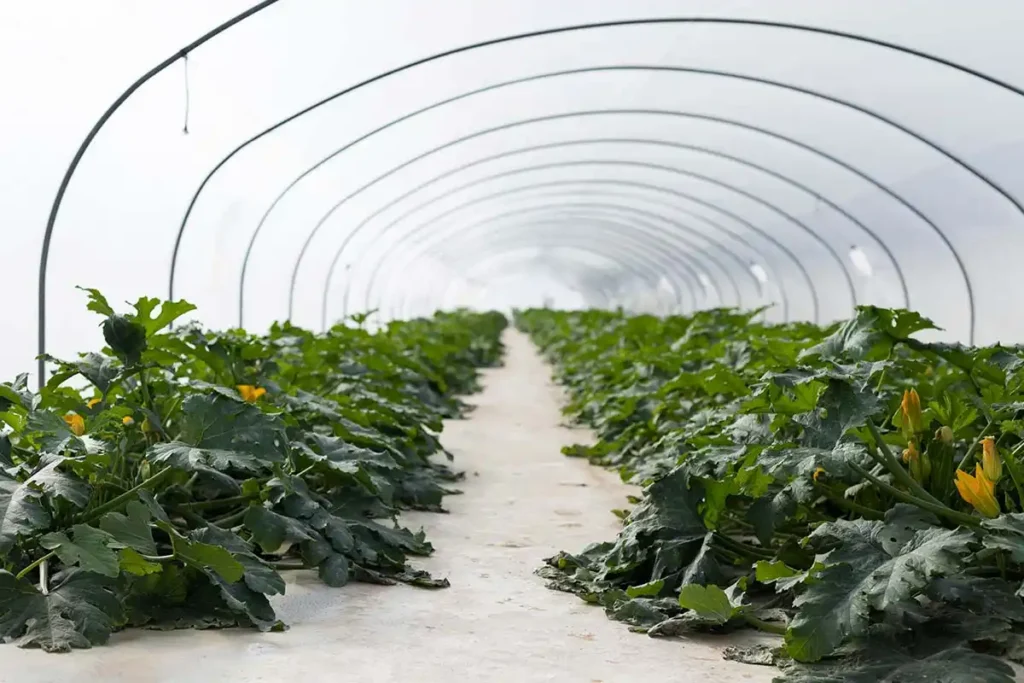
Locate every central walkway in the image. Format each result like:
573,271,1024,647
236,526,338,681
10,331,773,683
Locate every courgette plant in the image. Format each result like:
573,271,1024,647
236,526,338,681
0,288,505,652
518,306,1024,682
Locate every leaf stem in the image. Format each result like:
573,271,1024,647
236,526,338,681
17,550,56,581
742,613,788,636
77,466,173,525
812,481,883,520
210,508,248,527
186,494,258,511
959,418,995,473
849,460,980,527
866,421,945,508
713,533,774,559
270,559,307,570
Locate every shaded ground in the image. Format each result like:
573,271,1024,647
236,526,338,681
7,330,774,683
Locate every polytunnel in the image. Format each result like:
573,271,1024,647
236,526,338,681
6,2,1024,681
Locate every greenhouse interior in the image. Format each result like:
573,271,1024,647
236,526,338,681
4,2,1024,681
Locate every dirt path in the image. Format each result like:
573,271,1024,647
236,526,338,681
8,330,774,683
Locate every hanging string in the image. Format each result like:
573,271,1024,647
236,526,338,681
182,52,191,134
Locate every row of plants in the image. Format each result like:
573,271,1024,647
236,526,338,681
516,306,1024,682
0,288,506,652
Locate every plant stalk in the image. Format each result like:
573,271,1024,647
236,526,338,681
77,466,173,525
813,481,883,519
850,460,980,527
866,421,945,507
742,613,788,636
17,550,56,581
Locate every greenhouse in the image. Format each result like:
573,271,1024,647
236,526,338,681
4,1,1024,681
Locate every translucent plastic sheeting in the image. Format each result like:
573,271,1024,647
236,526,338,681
5,1,1024,385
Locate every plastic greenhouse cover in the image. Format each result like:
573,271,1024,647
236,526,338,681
3,0,1024,385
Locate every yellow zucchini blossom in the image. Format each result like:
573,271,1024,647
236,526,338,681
954,465,1000,518
237,385,267,403
812,467,825,482
63,412,85,436
86,397,102,409
122,415,135,427
902,440,929,483
981,437,1002,483
901,388,924,435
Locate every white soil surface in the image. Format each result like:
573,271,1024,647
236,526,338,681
8,330,776,683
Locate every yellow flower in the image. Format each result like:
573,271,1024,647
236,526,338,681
86,397,102,409
954,465,1000,518
237,385,267,403
122,415,135,427
901,388,924,435
63,412,85,436
981,437,1002,483
903,440,929,483
812,467,825,482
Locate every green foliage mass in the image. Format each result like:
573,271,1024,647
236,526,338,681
0,288,506,652
517,305,1024,681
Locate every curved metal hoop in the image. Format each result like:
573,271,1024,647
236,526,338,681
358,201,799,324
337,159,821,318
418,229,700,319
304,107,965,336
406,255,622,319
408,243,662,320
362,200,757,323
413,222,697,312
395,221,698,312
328,178,799,329
399,251,630,318
243,62,922,312
381,211,729,316
332,182,783,330
316,135,908,304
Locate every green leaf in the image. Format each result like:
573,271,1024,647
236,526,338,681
76,353,120,393
300,433,400,471
28,458,91,508
785,515,973,662
244,505,318,554
796,380,881,450
190,525,284,596
167,530,244,583
755,560,802,586
118,548,162,576
175,394,287,463
40,524,120,577
626,579,665,599
26,411,85,454
677,584,739,624
0,569,124,652
130,296,197,336
76,287,115,317
99,501,157,555
776,645,1014,683
981,513,1024,563
147,441,277,476
0,470,51,554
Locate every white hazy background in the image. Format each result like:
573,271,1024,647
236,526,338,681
3,0,1024,383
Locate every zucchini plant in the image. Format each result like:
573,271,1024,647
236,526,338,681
0,288,505,652
518,306,1024,682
